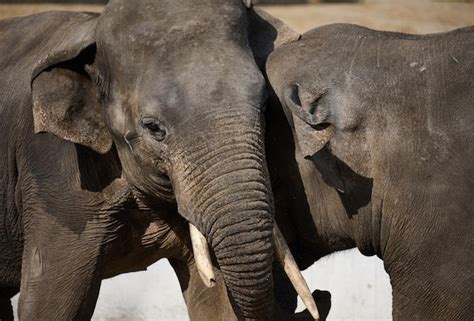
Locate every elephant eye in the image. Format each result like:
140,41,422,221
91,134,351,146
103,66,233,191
142,117,167,141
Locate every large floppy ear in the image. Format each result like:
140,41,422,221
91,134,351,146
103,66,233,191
31,14,113,154
247,5,300,69
284,84,336,159
284,85,346,192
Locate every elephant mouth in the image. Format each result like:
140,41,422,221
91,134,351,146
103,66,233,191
147,171,175,202
188,222,321,320
155,172,172,190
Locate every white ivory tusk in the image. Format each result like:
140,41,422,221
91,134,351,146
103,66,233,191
189,223,216,288
273,224,320,321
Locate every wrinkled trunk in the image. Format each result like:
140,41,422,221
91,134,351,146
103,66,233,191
171,117,274,320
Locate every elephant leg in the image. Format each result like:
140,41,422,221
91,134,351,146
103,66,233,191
169,258,238,321
0,287,18,321
273,262,331,321
18,240,102,320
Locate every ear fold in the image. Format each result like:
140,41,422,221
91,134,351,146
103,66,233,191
293,116,335,159
31,15,113,154
247,7,300,69
284,85,336,159
284,85,345,192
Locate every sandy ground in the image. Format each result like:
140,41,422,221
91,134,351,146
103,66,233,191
1,2,473,34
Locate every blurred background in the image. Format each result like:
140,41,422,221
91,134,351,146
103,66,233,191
1,1,473,320
1,0,474,33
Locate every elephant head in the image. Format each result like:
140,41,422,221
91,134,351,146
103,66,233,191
29,1,309,319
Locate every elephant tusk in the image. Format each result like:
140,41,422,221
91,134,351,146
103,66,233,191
273,224,320,321
189,223,216,288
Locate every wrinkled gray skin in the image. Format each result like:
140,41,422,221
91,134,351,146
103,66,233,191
266,24,474,320
0,1,300,320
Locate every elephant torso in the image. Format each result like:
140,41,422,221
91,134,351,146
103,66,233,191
0,10,190,303
266,24,474,320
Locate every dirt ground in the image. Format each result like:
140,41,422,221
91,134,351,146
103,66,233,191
0,2,473,34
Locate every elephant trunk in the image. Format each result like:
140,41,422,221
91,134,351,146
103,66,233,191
172,130,275,320
207,178,274,319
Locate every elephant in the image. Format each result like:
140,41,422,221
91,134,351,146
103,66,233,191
0,0,319,320
265,23,474,320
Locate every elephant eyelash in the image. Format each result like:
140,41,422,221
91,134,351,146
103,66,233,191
141,117,167,142
85,63,109,101
308,95,323,115
94,74,109,101
94,74,102,88
306,88,328,116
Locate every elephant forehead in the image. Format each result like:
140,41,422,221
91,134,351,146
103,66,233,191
98,0,246,46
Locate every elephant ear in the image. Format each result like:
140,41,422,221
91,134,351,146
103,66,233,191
31,14,113,154
247,7,300,69
284,85,346,192
284,84,336,158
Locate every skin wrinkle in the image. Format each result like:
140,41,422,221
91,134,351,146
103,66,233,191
197,179,269,214
179,143,265,194
211,212,271,248
180,134,263,162
199,190,268,225
187,163,267,207
216,240,272,264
